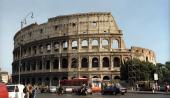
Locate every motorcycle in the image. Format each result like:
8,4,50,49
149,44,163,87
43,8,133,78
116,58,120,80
76,87,87,96
57,86,63,95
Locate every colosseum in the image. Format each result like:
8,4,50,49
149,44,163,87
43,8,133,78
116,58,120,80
12,12,156,86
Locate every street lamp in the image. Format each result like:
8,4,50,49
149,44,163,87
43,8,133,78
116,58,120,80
19,12,34,84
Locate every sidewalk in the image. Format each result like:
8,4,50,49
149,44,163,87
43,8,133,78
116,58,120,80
127,90,170,95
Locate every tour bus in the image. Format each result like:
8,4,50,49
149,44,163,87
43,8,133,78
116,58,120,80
60,77,102,93
60,78,88,93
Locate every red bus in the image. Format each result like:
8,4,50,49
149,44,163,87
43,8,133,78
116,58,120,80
60,78,88,93
60,78,102,93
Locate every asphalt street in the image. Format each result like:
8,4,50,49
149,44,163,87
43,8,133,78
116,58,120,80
36,93,170,98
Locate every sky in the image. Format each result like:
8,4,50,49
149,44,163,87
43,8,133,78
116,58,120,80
0,0,169,74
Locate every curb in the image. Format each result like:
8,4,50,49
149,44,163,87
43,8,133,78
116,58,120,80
127,91,170,95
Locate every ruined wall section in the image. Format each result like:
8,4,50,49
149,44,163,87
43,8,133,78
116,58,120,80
131,46,156,64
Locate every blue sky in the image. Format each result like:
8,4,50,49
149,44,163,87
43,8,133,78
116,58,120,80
0,0,169,73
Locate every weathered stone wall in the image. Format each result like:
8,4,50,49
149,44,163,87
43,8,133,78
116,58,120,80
12,12,156,85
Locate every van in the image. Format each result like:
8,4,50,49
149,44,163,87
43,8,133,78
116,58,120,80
6,84,25,98
0,83,8,98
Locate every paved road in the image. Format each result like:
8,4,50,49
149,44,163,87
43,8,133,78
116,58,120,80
36,93,170,98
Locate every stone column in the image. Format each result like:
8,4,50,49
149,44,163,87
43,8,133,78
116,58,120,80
50,42,53,54
110,56,113,70
78,38,80,51
58,42,61,71
50,59,53,72
68,55,71,71
99,38,102,51
58,57,61,71
99,55,102,70
78,55,81,71
78,56,81,78
49,77,52,86
41,56,44,71
109,38,112,51
68,40,71,52
88,38,92,51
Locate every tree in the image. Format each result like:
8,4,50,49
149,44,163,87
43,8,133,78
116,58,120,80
121,58,156,82
154,61,170,84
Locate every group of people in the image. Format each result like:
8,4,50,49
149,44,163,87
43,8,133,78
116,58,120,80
164,82,169,93
23,84,37,98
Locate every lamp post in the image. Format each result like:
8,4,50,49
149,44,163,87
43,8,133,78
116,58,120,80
19,12,34,84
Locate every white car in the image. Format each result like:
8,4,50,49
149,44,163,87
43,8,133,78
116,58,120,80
49,86,57,93
6,84,25,98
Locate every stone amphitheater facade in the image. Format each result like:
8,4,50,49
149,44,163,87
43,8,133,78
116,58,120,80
12,12,156,85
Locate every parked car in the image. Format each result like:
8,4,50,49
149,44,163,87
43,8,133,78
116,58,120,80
0,83,8,98
101,84,126,95
48,86,57,93
6,84,25,98
119,85,127,93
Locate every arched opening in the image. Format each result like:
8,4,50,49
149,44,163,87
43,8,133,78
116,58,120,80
102,39,109,49
103,76,110,80
103,57,109,67
22,62,25,71
54,42,59,51
146,56,148,62
71,58,77,68
46,44,51,52
45,60,50,70
92,57,99,67
32,61,36,71
81,58,88,68
26,78,30,84
63,41,68,50
71,76,76,79
27,62,30,71
53,58,59,69
93,76,99,78
62,58,68,68
81,40,88,48
82,76,88,79
72,40,78,49
92,39,99,46
39,45,43,54
52,77,58,86
112,40,119,49
45,77,50,86
61,77,68,80
114,76,120,80
38,60,42,70
31,78,35,85
38,78,42,85
114,57,120,67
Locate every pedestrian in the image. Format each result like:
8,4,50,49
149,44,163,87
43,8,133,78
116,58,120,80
166,84,169,93
32,87,37,98
23,85,29,98
58,86,63,95
28,84,33,98
136,83,139,91
152,84,155,93
164,82,169,93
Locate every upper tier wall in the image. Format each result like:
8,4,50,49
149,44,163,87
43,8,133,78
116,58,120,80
14,12,121,48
